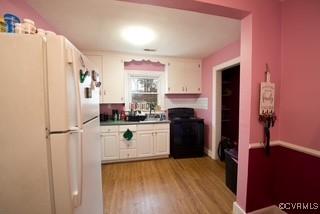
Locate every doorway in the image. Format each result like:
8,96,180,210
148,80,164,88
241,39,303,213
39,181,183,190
211,57,240,160
221,64,240,145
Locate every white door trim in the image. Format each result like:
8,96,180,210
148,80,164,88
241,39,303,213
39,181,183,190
211,57,240,160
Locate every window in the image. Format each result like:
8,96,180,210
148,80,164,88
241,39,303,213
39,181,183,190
125,72,164,112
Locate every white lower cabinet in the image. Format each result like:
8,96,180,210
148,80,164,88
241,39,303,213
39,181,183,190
119,149,137,159
101,132,119,161
154,130,170,155
137,131,154,157
101,123,170,162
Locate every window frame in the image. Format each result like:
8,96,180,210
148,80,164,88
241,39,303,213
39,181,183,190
124,70,165,112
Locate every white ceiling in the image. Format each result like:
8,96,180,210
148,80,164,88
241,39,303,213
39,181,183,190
26,0,240,58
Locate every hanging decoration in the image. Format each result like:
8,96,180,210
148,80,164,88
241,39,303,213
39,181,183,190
123,129,133,141
259,64,277,156
80,69,90,83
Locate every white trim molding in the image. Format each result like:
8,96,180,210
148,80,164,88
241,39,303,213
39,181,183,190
233,202,286,214
248,205,286,214
204,147,214,159
249,140,320,158
233,202,246,214
211,57,240,160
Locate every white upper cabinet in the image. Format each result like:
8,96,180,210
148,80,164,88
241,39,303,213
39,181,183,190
166,59,202,94
85,52,202,103
102,54,125,103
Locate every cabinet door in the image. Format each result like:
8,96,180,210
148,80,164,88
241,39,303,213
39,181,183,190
102,55,124,103
184,61,201,94
166,60,185,94
137,131,154,157
166,59,201,94
154,130,170,155
101,133,119,160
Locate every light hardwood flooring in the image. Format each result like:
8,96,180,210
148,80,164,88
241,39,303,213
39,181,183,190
102,157,235,214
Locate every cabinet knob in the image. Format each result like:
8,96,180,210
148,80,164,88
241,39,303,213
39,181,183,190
198,88,200,91
103,90,106,95
168,87,170,91
182,87,184,91
186,87,188,92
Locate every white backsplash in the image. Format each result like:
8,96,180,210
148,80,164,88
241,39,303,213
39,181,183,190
164,97,208,110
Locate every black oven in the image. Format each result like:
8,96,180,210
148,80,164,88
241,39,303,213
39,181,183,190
168,108,204,158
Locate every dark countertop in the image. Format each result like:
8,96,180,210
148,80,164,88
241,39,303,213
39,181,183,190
100,120,171,126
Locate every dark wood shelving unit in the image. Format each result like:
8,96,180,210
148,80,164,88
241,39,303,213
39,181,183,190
221,65,240,143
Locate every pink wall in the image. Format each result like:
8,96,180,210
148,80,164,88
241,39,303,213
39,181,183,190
197,40,240,149
0,0,55,31
100,104,125,116
124,0,283,211
279,0,320,150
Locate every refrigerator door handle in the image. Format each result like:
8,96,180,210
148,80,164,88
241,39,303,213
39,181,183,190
69,131,83,208
70,48,83,129
72,191,81,208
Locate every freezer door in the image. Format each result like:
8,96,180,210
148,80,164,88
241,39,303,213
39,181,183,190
47,36,81,132
47,36,99,131
50,118,103,214
73,50,100,123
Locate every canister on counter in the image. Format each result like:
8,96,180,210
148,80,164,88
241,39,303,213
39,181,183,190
0,17,6,32
4,13,20,33
22,18,36,34
14,23,24,34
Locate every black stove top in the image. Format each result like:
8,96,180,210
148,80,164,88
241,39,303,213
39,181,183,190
168,108,203,122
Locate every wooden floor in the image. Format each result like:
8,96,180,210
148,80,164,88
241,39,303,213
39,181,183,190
102,157,235,214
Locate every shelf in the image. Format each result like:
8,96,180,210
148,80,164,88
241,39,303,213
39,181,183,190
222,119,231,122
222,81,232,84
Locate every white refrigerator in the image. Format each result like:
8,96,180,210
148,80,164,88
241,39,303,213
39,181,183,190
0,34,103,214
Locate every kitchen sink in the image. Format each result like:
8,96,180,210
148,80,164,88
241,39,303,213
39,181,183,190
139,118,161,123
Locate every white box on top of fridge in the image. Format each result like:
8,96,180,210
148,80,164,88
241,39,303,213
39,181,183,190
0,33,103,214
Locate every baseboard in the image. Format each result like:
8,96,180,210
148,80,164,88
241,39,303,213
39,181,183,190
204,147,215,159
233,202,246,214
249,140,320,158
101,155,169,164
248,205,286,214
233,202,286,214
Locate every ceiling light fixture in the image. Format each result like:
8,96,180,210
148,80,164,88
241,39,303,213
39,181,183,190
144,48,157,52
121,26,156,46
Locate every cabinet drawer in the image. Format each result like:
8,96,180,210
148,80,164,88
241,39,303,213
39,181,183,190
119,125,137,132
120,149,137,159
119,131,136,141
137,124,154,131
155,123,169,130
120,140,136,149
100,126,118,133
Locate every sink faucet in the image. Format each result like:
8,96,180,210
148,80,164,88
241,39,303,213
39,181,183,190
149,103,156,115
